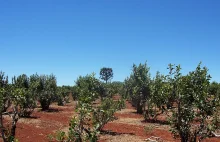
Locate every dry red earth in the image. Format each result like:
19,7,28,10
0,102,75,142
99,100,220,142
1,99,219,142
99,101,178,142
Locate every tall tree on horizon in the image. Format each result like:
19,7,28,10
100,67,113,83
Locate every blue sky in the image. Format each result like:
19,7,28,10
0,0,219,85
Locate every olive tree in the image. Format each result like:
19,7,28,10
50,74,125,142
123,63,151,114
0,72,25,141
209,81,219,96
108,81,124,96
12,74,36,117
30,74,57,110
144,71,168,121
123,75,135,100
40,75,57,110
75,73,101,103
0,71,9,141
167,63,218,142
56,86,70,106
0,72,11,113
131,63,151,114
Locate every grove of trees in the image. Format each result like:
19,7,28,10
0,72,71,141
124,62,220,142
0,69,125,142
0,62,219,142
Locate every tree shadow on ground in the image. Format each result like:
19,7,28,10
141,119,169,125
100,130,135,136
130,111,144,115
21,115,40,119
39,108,63,113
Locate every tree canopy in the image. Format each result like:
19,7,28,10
100,67,113,83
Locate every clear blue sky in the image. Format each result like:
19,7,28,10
0,0,219,86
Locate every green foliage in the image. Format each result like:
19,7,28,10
123,75,135,100
71,86,78,100
75,73,101,103
12,74,36,117
30,74,57,110
51,73,124,142
144,124,155,134
123,61,219,141
97,81,123,99
92,98,124,131
1,61,220,142
125,62,151,114
144,71,168,121
64,98,123,142
55,130,67,141
0,72,28,142
209,81,219,96
56,86,70,106
0,71,9,142
108,81,124,97
166,63,217,142
151,72,167,109
40,74,57,110
47,130,67,142
0,71,11,113
97,82,108,99
209,83,220,132
51,73,103,141
100,67,113,83
60,85,74,102
0,72,20,141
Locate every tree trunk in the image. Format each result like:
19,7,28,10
40,99,50,110
178,101,189,142
11,106,19,141
0,114,6,142
181,136,187,142
11,123,16,138
137,101,143,114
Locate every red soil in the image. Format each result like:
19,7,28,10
102,123,178,141
125,101,135,109
0,98,219,142
0,103,75,142
114,112,143,119
100,100,220,142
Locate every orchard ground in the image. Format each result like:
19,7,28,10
1,96,219,142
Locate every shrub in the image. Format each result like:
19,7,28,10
0,72,25,141
0,71,11,113
56,86,69,106
30,74,57,110
75,73,101,103
124,62,151,114
12,74,36,117
50,74,125,142
167,63,218,142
